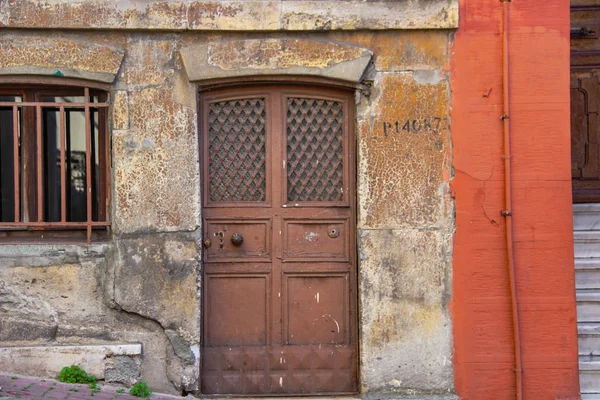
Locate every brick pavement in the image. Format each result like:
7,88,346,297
0,375,187,400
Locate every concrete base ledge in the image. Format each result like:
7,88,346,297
0,344,141,380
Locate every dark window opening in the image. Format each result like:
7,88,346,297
0,86,110,242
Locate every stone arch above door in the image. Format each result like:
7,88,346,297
179,39,373,84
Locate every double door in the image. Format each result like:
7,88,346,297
200,86,357,395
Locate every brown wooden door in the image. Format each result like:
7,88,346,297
571,4,600,202
200,86,358,395
571,76,600,202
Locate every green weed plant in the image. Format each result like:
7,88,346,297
58,365,96,386
129,381,151,398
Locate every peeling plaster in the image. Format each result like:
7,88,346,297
414,69,444,85
0,0,458,31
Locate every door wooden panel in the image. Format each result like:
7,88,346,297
285,273,349,345
204,219,271,260
200,86,357,395
283,219,349,260
206,275,269,346
572,79,591,175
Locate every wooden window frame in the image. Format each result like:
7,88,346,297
0,82,110,243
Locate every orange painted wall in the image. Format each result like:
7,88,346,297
451,1,580,399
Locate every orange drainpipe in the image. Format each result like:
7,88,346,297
501,1,523,400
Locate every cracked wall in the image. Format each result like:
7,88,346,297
0,245,176,392
356,48,454,393
0,30,202,395
0,22,454,399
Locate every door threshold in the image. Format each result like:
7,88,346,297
198,394,458,400
199,394,359,399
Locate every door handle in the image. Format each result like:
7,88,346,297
230,233,244,246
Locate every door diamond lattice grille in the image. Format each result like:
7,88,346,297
286,98,344,202
208,98,266,202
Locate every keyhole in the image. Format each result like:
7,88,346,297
213,231,224,248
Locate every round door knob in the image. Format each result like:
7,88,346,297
230,233,244,246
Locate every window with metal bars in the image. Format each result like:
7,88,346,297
0,86,110,242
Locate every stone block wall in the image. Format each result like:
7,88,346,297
0,1,457,396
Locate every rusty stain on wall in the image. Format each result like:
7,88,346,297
112,91,129,131
358,72,451,229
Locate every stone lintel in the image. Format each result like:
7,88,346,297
0,1,458,31
0,37,125,84
180,39,373,83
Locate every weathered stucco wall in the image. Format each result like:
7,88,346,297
0,29,204,395
0,245,180,392
0,0,458,31
355,37,454,394
0,2,456,397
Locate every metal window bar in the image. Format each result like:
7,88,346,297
12,105,19,222
0,90,110,242
59,105,66,223
36,104,42,222
84,88,92,242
